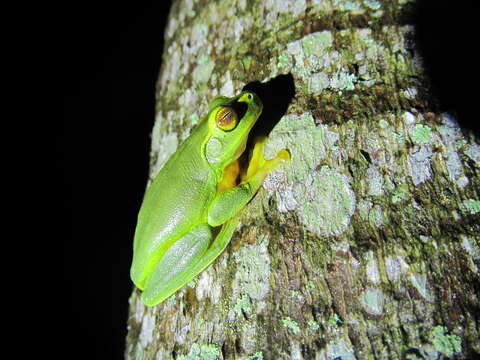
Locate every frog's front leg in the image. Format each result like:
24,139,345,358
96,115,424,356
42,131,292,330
208,137,290,227
141,224,212,306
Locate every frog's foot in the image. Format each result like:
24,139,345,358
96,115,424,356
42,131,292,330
244,136,290,183
208,137,290,228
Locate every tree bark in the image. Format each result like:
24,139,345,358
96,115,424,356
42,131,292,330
126,0,479,359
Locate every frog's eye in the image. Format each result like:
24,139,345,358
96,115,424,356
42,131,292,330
215,106,238,131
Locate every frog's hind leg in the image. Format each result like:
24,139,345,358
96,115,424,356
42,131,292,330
141,224,212,306
141,221,239,306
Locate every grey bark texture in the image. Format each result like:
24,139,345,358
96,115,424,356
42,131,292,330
125,0,479,359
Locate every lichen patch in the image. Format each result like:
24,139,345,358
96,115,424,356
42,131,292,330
233,235,271,301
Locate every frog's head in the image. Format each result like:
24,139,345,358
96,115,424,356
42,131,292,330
204,91,262,168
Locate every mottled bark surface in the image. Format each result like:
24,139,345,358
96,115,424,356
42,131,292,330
126,0,479,359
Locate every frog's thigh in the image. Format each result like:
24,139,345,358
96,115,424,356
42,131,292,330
142,224,212,305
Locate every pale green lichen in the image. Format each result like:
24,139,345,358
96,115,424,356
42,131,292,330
264,113,327,183
369,204,383,227
325,338,357,360
378,119,389,129
362,130,386,167
233,235,271,300
406,345,439,360
461,236,478,259
233,294,252,316
394,132,405,143
327,313,341,327
332,0,363,12
190,113,200,126
247,352,263,360
276,53,291,69
461,236,479,272
308,319,320,331
190,22,209,51
385,255,409,282
364,0,381,10
165,293,177,307
409,273,432,301
138,311,155,348
241,55,253,71
291,290,301,298
429,326,462,357
445,149,468,187
132,292,145,323
357,199,372,221
463,199,480,214
289,342,303,360
240,323,257,354
302,31,333,58
411,124,432,144
297,167,356,236
361,287,384,315
308,72,330,94
402,111,416,125
263,0,306,24
306,280,315,290
233,15,253,43
438,113,469,187
419,235,429,243
177,343,221,360
219,71,234,97
402,87,418,99
464,143,480,165
192,59,215,86
277,30,360,94
367,166,384,196
330,70,357,90
178,88,199,121
196,270,213,301
438,113,460,140
282,317,300,334
391,183,410,203
363,32,385,60
408,144,433,186
264,114,353,235
365,253,380,284
187,276,198,288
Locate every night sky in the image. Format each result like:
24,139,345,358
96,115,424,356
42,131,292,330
63,1,475,358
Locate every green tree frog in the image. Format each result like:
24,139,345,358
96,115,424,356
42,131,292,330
130,91,290,306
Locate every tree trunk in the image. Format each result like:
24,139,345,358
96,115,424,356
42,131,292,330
126,0,479,359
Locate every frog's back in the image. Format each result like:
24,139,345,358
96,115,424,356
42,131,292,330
131,122,216,288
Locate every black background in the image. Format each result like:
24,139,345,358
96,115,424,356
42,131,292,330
64,1,171,358
63,1,476,359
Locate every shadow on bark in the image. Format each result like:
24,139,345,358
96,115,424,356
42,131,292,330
243,73,296,140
